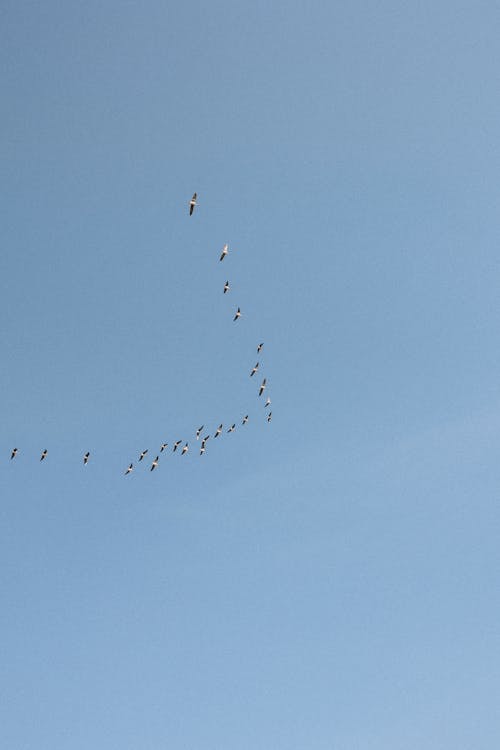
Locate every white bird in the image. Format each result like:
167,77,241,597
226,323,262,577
264,397,271,408
160,443,168,452
220,244,228,261
173,440,182,452
189,192,197,216
150,455,159,471
242,415,249,425
214,424,223,438
10,448,18,460
40,449,48,461
250,362,259,377
196,425,204,440
259,378,267,396
83,451,90,465
223,280,230,294
233,307,241,321
227,424,236,433
124,463,133,475
138,449,148,462
181,443,189,455
257,342,264,353
267,411,272,423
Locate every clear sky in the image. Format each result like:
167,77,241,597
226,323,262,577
1,1,500,747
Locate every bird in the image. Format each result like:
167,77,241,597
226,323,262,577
189,192,197,216
223,280,230,294
173,440,182,452
10,448,17,460
160,443,168,452
257,342,264,353
233,307,241,321
250,362,259,376
267,411,272,423
40,449,47,461
196,425,204,440
200,445,206,455
201,437,208,449
150,456,159,471
83,452,90,465
259,378,267,396
138,449,148,462
124,463,133,475
227,424,236,433
242,415,249,425
220,243,228,261
214,424,223,438
181,443,189,455
203,435,210,443
264,397,271,408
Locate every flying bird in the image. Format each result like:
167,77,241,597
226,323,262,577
181,443,189,455
40,449,48,462
242,415,249,425
227,424,236,433
124,463,133,475
173,440,182,452
250,362,259,377
214,424,223,438
220,244,228,261
189,192,197,216
233,307,241,321
200,444,206,455
257,342,264,353
267,411,272,423
203,435,210,443
10,448,17,460
259,378,267,396
160,443,168,452
83,452,90,465
264,397,271,408
138,449,148,462
223,280,230,294
150,456,159,471
196,425,204,440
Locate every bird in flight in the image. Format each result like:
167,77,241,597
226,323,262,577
233,307,241,321
138,449,148,462
200,445,206,455
242,415,249,425
223,280,230,294
267,411,272,423
124,463,133,475
250,362,259,376
83,452,90,465
181,443,189,455
40,449,48,461
189,193,197,216
173,440,182,452
257,342,264,353
196,425,204,440
160,443,168,452
259,378,267,396
220,244,228,261
150,456,159,471
227,424,236,433
10,448,17,460
264,397,271,408
214,424,223,438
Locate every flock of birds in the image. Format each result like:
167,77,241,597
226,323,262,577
8,193,273,475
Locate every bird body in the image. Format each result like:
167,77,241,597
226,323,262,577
160,443,168,452
233,307,241,321
196,425,204,440
40,449,47,461
220,244,228,261
250,362,259,376
125,463,133,475
214,424,223,438
242,415,249,425
173,440,182,452
189,192,197,215
181,443,189,455
150,456,159,471
10,448,17,460
267,411,272,422
223,280,230,294
259,378,267,396
83,452,90,465
139,449,148,462
257,342,264,353
264,397,271,408
227,424,236,433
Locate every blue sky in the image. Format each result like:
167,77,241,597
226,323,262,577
1,1,500,747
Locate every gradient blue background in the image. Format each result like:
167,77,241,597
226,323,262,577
2,1,500,747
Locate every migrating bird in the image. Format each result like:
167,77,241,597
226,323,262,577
124,463,133,475
257,342,264,353
150,456,159,471
223,280,230,294
10,448,18,460
200,445,206,455
83,452,90,465
264,397,271,408
189,192,197,216
259,378,267,396
227,424,236,433
233,307,241,321
220,243,228,261
160,443,168,452
173,440,182,452
181,443,189,455
138,449,148,462
267,411,272,423
196,425,204,440
242,415,249,425
214,424,223,438
40,449,48,462
250,362,259,377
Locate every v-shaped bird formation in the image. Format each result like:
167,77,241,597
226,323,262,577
7,192,274,475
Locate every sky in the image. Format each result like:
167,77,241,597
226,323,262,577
1,1,500,747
